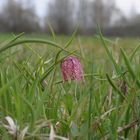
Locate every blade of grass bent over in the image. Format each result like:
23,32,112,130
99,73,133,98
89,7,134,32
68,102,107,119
0,39,69,54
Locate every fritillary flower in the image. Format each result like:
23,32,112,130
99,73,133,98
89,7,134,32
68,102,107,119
61,56,84,82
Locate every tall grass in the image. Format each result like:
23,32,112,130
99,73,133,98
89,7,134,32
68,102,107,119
0,30,140,140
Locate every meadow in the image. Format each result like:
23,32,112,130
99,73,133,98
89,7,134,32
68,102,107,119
0,30,140,140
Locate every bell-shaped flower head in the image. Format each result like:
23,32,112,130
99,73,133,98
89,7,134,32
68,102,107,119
61,56,84,82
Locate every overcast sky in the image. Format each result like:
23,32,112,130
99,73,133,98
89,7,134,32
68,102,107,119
1,0,140,17
116,0,140,14
33,0,140,17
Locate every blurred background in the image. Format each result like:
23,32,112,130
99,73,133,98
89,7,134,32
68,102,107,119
0,0,140,36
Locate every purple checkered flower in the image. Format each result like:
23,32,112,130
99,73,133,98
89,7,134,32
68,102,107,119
61,56,84,82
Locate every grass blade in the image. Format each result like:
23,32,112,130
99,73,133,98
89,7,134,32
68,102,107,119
97,25,120,73
130,43,140,61
106,74,126,99
8,32,25,44
121,48,140,87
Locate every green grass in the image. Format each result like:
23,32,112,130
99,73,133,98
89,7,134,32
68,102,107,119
0,32,140,140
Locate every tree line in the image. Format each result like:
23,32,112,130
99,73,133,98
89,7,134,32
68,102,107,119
0,0,140,36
